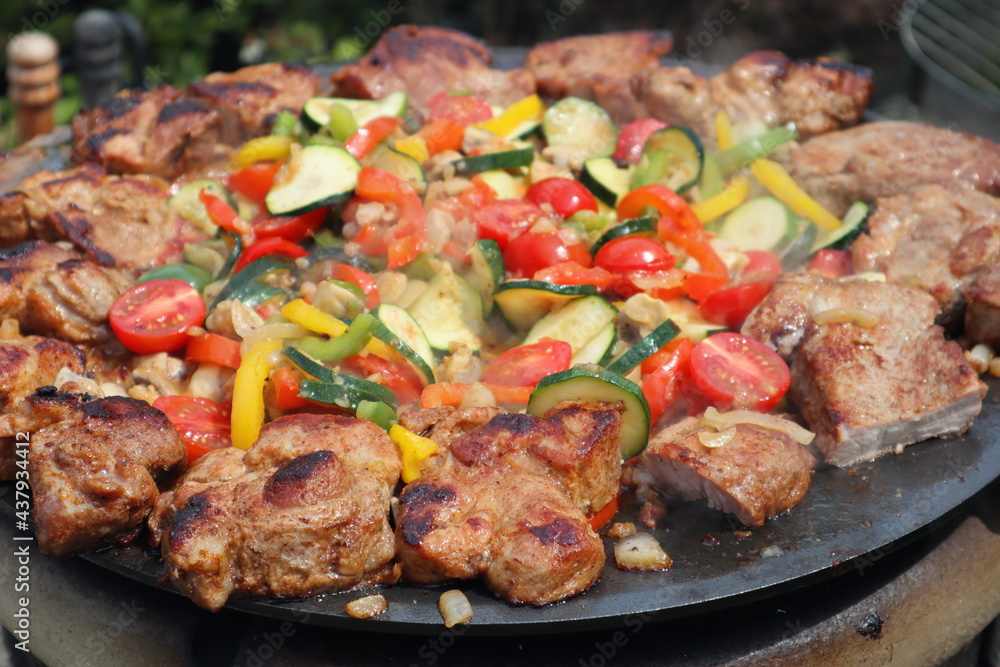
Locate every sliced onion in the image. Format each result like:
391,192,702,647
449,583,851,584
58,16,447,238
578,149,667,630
345,594,388,619
614,533,673,572
700,407,815,445
239,323,306,357
812,307,878,328
698,427,737,448
438,590,473,628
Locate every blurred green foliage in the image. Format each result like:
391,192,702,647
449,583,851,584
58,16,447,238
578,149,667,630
1,0,375,147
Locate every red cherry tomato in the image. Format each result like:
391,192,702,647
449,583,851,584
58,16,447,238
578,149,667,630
742,250,782,282
641,338,693,423
330,263,380,310
698,281,774,330
504,231,592,279
808,249,854,279
472,200,544,251
152,396,231,465
533,261,616,291
689,332,790,411
270,366,309,412
251,207,328,244
593,237,676,275
226,161,284,204
109,279,206,355
613,118,669,165
484,338,573,387
428,93,493,126
344,353,424,407
234,238,308,273
524,178,599,219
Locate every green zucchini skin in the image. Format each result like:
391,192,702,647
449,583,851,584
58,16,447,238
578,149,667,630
494,280,599,332
265,145,362,217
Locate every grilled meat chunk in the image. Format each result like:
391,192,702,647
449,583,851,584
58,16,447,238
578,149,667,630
850,186,1000,327
632,51,873,145
525,31,673,123
70,85,222,179
0,335,85,479
149,414,402,611
779,121,1000,217
23,390,186,556
0,163,207,270
627,415,816,528
964,263,1000,348
188,63,319,145
396,463,605,606
330,25,536,108
742,273,986,466
398,405,501,447
0,241,129,342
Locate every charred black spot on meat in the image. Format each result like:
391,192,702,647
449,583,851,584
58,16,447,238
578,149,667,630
490,413,539,435
263,450,335,504
52,212,117,267
402,515,435,546
529,519,581,546
0,241,43,262
400,483,456,511
170,493,215,544
86,128,128,153
158,100,212,123
98,95,143,120
195,81,275,98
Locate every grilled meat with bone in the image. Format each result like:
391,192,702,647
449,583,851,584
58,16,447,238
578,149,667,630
331,25,536,108
149,413,401,611
632,51,873,145
395,401,621,605
743,272,986,466
188,63,319,145
627,415,816,528
0,334,85,480
21,389,186,556
0,163,207,270
70,85,222,179
779,121,1000,217
525,31,673,123
0,241,129,342
850,185,1000,328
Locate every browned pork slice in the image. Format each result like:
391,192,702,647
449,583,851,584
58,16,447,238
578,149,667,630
396,463,605,606
149,413,402,611
779,121,1000,217
0,241,129,342
627,415,816,528
21,389,187,556
632,51,873,145
964,263,1000,348
0,164,208,270
850,186,1000,327
70,85,222,179
188,62,319,145
743,273,987,466
525,31,673,123
330,25,536,108
402,401,623,515
0,335,85,480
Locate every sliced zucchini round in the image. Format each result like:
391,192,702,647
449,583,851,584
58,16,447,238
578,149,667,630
265,145,361,216
451,145,534,176
298,377,398,411
780,220,820,271
167,179,233,236
465,239,505,312
811,201,870,253
493,280,598,332
543,97,618,161
632,126,704,194
406,263,482,351
523,295,619,361
372,303,436,384
580,157,635,207
589,216,657,257
527,366,651,459
301,91,408,131
718,196,799,252
478,170,525,200
605,318,680,376
572,321,617,366
368,144,427,188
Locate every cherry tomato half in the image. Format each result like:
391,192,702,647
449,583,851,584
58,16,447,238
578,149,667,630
742,249,782,282
593,237,676,275
428,93,493,126
689,332,790,411
698,281,774,330
472,200,544,251
226,161,284,204
504,231,592,279
533,261,616,291
251,207,328,244
525,178,599,219
152,395,231,465
109,279,206,355
485,338,573,387
613,118,669,165
808,249,854,279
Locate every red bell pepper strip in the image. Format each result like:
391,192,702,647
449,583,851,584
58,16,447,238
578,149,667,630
234,237,308,273
271,366,310,412
344,116,404,160
185,332,242,369
353,167,427,268
417,119,465,155
658,218,729,301
617,184,701,231
199,190,251,236
641,338,694,423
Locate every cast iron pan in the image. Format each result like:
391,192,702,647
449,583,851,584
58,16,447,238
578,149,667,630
3,380,999,635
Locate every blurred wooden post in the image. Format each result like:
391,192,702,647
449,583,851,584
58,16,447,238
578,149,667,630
6,32,61,142
74,10,124,108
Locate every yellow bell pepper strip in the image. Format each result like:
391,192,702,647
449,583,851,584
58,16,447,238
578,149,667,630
281,299,349,338
750,159,842,233
232,135,294,169
389,424,439,483
473,94,543,138
231,338,282,449
690,175,750,223
715,110,734,151
394,135,430,163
